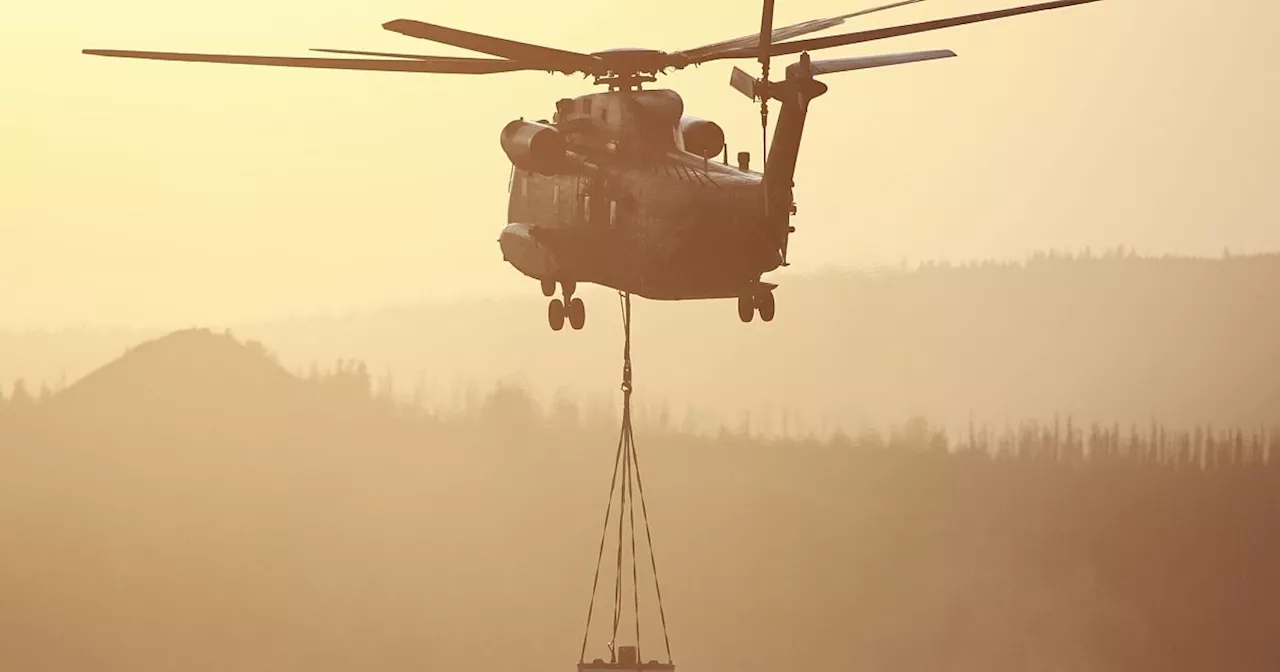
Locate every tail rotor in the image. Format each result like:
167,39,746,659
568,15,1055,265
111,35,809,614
757,0,776,260
757,0,776,166
729,1,967,267
729,0,786,264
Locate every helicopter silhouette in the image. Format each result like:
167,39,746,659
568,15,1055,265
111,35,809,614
84,0,1102,330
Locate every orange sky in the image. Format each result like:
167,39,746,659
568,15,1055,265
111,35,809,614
3,0,1278,328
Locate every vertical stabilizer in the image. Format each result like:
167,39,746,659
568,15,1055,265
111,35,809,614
763,52,828,263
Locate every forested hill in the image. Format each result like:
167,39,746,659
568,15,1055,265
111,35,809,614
3,250,1279,434
1,328,1277,671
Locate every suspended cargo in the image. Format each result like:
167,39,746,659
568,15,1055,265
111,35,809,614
579,646,675,672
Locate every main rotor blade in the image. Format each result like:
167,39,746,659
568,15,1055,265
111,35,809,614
800,48,956,77
82,49,535,74
702,0,1102,62
676,0,928,61
382,19,601,74
310,48,507,61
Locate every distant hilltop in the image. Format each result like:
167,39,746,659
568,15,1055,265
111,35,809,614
7,328,410,444
35,328,290,424
3,250,1280,435
51,328,293,405
1,300,1277,672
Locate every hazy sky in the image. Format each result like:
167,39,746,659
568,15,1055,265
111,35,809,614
4,0,1278,328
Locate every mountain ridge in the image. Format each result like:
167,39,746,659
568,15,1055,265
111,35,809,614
4,252,1279,434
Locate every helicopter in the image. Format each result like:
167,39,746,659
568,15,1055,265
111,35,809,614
84,0,1102,331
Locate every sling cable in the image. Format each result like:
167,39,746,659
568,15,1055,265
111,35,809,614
577,292,674,672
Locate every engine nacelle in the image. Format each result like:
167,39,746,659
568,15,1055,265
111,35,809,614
500,119,567,175
679,116,725,159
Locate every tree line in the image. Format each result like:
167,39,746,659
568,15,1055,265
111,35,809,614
2,331,1277,671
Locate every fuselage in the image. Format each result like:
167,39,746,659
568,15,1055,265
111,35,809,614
498,88,784,300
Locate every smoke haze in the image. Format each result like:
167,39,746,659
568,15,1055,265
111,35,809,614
2,329,1277,671
5,253,1278,436
4,1,1279,668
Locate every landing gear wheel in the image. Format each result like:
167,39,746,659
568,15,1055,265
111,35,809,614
737,295,755,323
756,290,776,322
548,299,566,331
541,278,556,297
568,297,586,330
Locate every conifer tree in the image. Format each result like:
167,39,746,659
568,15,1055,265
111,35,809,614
9,379,33,410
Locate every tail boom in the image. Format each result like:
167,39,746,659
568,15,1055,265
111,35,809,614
762,53,827,262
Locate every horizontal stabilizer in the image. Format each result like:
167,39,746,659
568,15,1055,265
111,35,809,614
730,66,758,99
801,49,956,77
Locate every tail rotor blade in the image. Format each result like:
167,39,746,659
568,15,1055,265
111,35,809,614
759,0,776,71
756,0,775,234
730,66,757,99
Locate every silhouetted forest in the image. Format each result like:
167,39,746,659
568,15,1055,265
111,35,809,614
1,328,1276,671
5,250,1279,436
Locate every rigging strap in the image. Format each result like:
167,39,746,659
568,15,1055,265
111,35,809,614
577,292,673,666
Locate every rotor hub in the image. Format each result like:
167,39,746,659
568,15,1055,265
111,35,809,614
586,48,676,89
